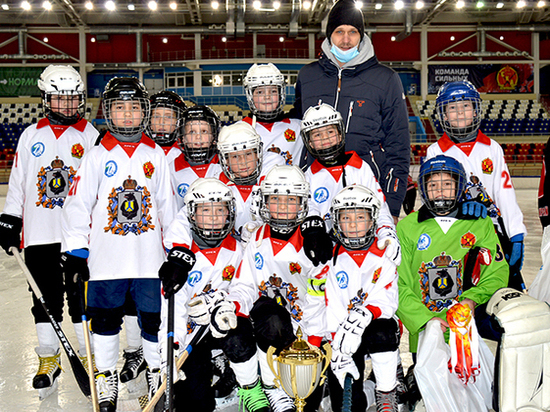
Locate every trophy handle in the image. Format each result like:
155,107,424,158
318,342,333,386
266,346,282,388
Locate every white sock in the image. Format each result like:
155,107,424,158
143,338,160,369
73,322,93,355
371,350,399,392
230,352,259,387
36,323,59,352
93,333,119,372
257,348,277,387
124,316,142,348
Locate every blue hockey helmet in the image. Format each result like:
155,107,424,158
419,155,467,215
436,81,482,143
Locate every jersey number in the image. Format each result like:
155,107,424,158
68,175,80,196
502,171,513,189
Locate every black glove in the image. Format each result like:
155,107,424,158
159,247,196,298
0,214,22,255
300,216,333,266
61,250,90,282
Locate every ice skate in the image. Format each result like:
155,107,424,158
33,347,62,390
95,370,118,412
146,366,162,401
212,352,238,398
396,360,409,407
38,378,59,400
238,379,271,412
375,388,398,412
120,345,146,383
78,349,98,374
404,365,422,411
264,385,295,412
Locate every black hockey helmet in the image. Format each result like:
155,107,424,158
148,90,187,146
177,105,221,164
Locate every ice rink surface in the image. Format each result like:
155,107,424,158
0,178,544,411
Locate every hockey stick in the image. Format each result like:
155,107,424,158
164,294,175,412
142,324,209,412
342,373,353,412
11,247,91,398
76,276,100,412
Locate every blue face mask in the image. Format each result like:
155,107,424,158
330,44,359,63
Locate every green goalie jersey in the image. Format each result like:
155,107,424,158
396,206,508,352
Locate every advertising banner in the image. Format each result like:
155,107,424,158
0,67,43,97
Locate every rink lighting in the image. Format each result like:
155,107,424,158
105,0,115,11
391,36,396,41
162,37,168,43
416,1,424,9
375,3,382,9
516,0,526,7
273,0,280,9
476,1,484,8
456,0,465,9
85,1,93,9
394,0,404,9
43,37,49,42
91,37,96,42
1,3,9,9
127,3,135,9
253,0,261,9
496,1,504,7
450,35,455,41
302,0,311,9
43,0,52,10
21,1,31,10
279,36,284,42
211,0,219,8
537,0,545,6
169,1,177,9
355,1,363,8
500,35,504,40
221,36,227,42
148,1,157,10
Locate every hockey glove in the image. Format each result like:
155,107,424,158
376,226,401,266
508,234,525,271
187,290,229,325
330,349,360,389
159,247,196,299
459,201,488,219
332,306,373,356
210,300,237,339
240,221,263,247
61,249,90,282
0,214,22,255
301,216,333,267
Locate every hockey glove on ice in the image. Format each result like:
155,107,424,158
301,216,333,267
0,214,22,255
210,300,237,338
332,306,373,356
376,226,401,266
459,201,488,219
159,247,196,299
508,234,525,271
61,249,90,282
330,349,360,389
187,290,229,325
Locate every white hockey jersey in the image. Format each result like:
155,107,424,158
159,235,243,346
426,132,526,239
161,143,181,165
228,225,325,336
3,118,98,247
61,132,177,281
240,116,305,166
305,151,394,230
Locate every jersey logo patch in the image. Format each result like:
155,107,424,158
255,252,264,269
460,231,476,249
104,160,118,177
259,275,302,321
143,161,155,179
187,270,202,287
222,265,235,281
105,176,155,236
372,267,381,283
36,157,76,209
417,234,431,251
313,187,329,204
481,158,494,175
336,271,349,289
177,183,189,198
420,252,463,312
284,129,296,142
289,262,302,275
71,143,85,159
31,142,45,157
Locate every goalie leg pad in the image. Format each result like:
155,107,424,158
219,316,257,363
487,288,550,412
250,296,295,353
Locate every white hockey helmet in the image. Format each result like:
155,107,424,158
37,65,86,125
184,178,236,241
217,122,264,185
244,63,286,121
259,165,310,233
330,185,380,250
301,103,345,163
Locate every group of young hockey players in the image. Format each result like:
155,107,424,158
0,56,531,412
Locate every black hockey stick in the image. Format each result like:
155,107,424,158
164,294,175,412
342,373,353,412
11,247,91,398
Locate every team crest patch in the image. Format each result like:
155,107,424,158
284,129,296,142
314,187,329,204
187,270,202,287
372,267,382,283
36,157,76,209
259,275,302,321
71,143,85,159
336,271,349,289
31,142,45,157
255,252,264,269
481,158,493,174
104,176,155,236
222,265,235,281
143,162,155,179
460,232,476,249
419,252,463,312
417,234,431,251
289,262,302,275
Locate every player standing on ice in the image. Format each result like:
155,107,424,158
60,77,176,412
0,65,98,399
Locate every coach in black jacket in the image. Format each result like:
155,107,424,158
291,0,410,222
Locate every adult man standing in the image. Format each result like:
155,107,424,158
292,0,410,223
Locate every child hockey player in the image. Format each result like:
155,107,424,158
307,184,400,411
217,121,284,237
60,77,177,412
208,165,330,412
396,155,508,409
0,65,98,398
171,105,223,210
427,80,527,291
157,178,242,410
241,63,305,167
148,90,187,163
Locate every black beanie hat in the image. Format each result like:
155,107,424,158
326,0,365,42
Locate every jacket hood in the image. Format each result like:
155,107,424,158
321,34,375,69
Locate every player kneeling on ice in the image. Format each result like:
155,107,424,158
395,155,508,411
305,185,401,412
157,178,243,411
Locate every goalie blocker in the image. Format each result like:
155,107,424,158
486,287,550,412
